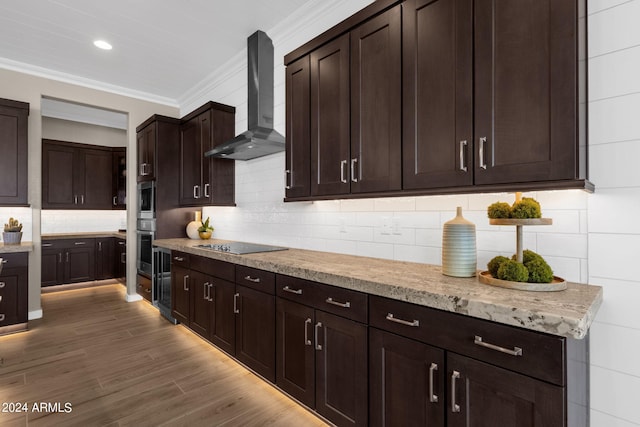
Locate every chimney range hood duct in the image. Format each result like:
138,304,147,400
205,30,285,161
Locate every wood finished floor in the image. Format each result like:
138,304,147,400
0,285,328,427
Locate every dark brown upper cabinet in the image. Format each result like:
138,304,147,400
42,140,113,210
402,0,473,190
112,148,126,209
136,122,156,182
306,6,402,198
179,102,236,207
284,0,589,201
285,56,311,199
0,98,29,206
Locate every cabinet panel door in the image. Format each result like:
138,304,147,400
179,115,203,205
285,56,311,199
65,246,95,283
474,0,577,185
235,285,276,382
0,273,19,326
137,124,155,182
96,238,115,280
403,0,473,190
369,328,444,427
310,34,351,197
208,109,235,206
448,352,564,427
42,142,76,208
315,310,368,427
83,149,113,209
350,5,402,194
0,103,28,205
112,149,126,209
276,297,316,408
190,270,212,339
41,249,63,287
171,265,190,325
211,278,236,355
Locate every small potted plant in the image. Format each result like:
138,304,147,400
3,217,23,245
197,217,214,240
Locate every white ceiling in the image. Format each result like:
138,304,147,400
0,0,311,105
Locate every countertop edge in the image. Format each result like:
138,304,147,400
42,232,126,240
154,238,603,340
0,242,34,253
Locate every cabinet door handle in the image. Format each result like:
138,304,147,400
350,158,358,183
183,275,189,291
282,286,302,295
193,185,200,199
80,195,85,205
173,256,184,262
0,282,4,288
340,160,348,183
304,318,312,346
314,322,323,351
243,275,260,283
141,163,148,176
74,241,86,246
0,314,4,322
59,253,62,263
0,260,6,264
121,253,126,264
98,242,102,251
113,196,118,206
429,363,439,403
451,370,461,413
479,137,487,170
284,169,291,190
474,335,523,357
203,282,209,300
459,140,468,172
204,183,210,198
233,292,240,314
208,283,214,302
325,297,350,308
385,313,419,327
66,252,69,263
74,195,78,205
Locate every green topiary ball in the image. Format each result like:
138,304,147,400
497,259,529,282
512,249,544,264
511,197,542,219
487,202,512,219
487,255,509,277
526,258,554,283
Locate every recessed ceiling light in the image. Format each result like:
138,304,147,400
93,40,112,50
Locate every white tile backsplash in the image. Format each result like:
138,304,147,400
41,210,126,234
590,366,640,425
590,322,640,378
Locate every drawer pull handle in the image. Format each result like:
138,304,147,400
233,293,240,314
1,259,8,264
203,282,209,301
145,288,151,293
42,243,52,247
325,297,350,308
474,335,523,357
386,313,419,327
0,314,4,322
173,256,184,262
283,286,302,295
244,275,261,283
74,242,86,245
451,370,461,413
314,322,323,351
183,275,189,291
429,362,438,403
304,318,312,346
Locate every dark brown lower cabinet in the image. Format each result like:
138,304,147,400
136,274,152,302
0,253,28,331
189,270,213,338
211,277,236,355
369,328,445,426
171,265,190,324
447,352,564,427
115,239,126,282
41,246,64,287
96,238,115,280
276,298,368,427
41,238,95,286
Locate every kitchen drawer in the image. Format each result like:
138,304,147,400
0,274,18,326
42,238,95,250
171,251,190,269
190,255,235,282
369,295,565,385
276,274,367,323
136,274,152,302
236,265,275,294
0,253,28,269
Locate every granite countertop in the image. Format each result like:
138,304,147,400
0,242,33,253
42,231,126,240
154,238,603,340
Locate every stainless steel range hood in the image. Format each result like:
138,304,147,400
205,30,285,160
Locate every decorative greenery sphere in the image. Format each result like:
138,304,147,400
511,197,541,219
497,259,529,282
512,249,544,265
525,258,554,283
487,202,512,219
487,256,509,277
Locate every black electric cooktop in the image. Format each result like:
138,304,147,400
196,242,288,255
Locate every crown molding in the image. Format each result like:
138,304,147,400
0,57,179,108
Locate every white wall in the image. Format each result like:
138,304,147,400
42,117,126,147
184,0,639,425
